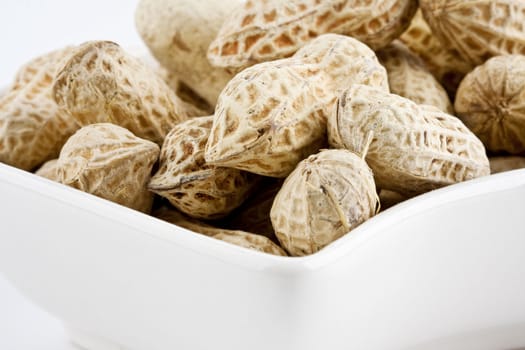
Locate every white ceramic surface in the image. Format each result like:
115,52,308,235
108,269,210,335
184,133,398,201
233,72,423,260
1,162,525,350
0,274,77,350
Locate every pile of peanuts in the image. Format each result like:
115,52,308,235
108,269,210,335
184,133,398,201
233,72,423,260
1,0,525,257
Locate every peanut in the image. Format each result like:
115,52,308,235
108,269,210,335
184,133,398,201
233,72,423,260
270,149,379,256
455,55,525,154
208,0,418,70
53,41,204,145
205,34,388,177
399,9,473,96
149,116,260,220
420,0,525,66
0,47,79,171
154,207,287,256
377,40,453,114
35,159,60,181
328,84,490,196
135,0,242,106
56,123,159,213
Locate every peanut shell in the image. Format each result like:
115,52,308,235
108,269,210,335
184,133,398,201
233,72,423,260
0,47,79,171
205,34,388,177
455,55,525,154
208,0,418,70
399,9,473,96
135,0,242,105
35,159,60,181
53,41,203,145
293,34,389,94
420,0,525,66
149,116,259,220
328,85,490,196
156,67,214,114
489,156,525,174
57,123,160,213
154,207,286,256
377,41,453,114
205,59,329,177
270,149,378,256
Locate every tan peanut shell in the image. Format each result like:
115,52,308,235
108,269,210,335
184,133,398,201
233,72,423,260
208,0,418,70
399,9,473,95
205,59,329,177
0,47,79,171
328,85,490,196
223,178,282,241
156,67,213,114
149,116,259,220
205,34,388,177
56,123,159,213
53,41,204,145
420,0,525,66
455,55,525,154
154,207,287,256
135,0,242,106
377,41,453,114
489,156,525,174
35,159,60,181
270,149,379,256
293,34,389,95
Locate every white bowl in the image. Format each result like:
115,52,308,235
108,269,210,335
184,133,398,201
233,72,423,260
1,162,525,350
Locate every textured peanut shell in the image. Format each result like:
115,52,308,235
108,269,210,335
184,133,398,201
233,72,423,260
135,0,242,105
205,59,329,177
399,9,473,96
293,34,389,95
208,0,418,70
205,35,388,177
489,156,525,174
53,41,203,145
328,85,490,196
35,159,60,181
420,0,525,66
455,55,525,154
270,149,378,256
377,41,453,114
156,67,213,114
154,207,286,256
57,123,159,213
149,116,259,220
0,47,79,171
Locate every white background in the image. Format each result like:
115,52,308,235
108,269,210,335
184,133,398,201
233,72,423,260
0,0,145,86
0,1,143,348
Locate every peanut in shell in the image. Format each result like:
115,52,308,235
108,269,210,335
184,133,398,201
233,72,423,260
154,207,287,256
420,0,525,66
328,84,490,197
149,116,260,220
53,41,204,145
455,55,525,154
377,40,453,114
56,123,159,213
270,149,379,256
0,47,79,171
208,0,418,70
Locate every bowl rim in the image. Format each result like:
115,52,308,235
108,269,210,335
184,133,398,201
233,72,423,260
2,162,525,273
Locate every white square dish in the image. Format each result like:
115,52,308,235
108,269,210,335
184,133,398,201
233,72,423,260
1,162,525,350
